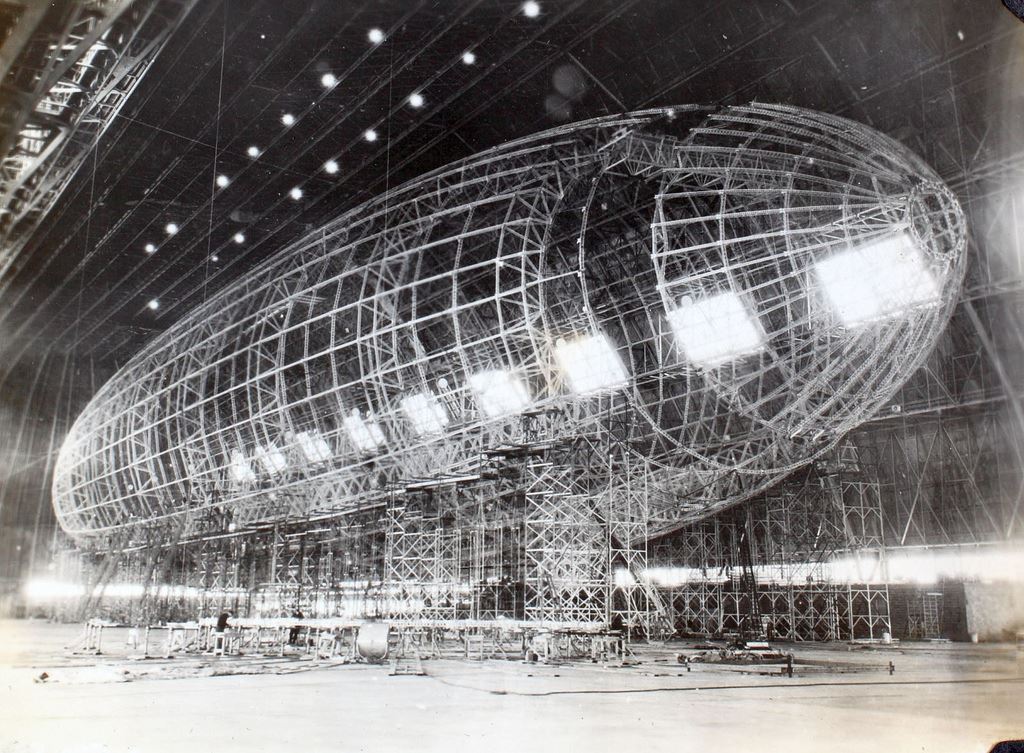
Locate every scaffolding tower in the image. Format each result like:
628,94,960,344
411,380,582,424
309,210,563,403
656,443,891,641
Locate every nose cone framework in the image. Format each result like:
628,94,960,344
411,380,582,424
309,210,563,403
52,103,966,543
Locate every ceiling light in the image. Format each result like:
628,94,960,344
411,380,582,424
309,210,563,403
321,72,337,88
144,243,156,254
216,174,230,188
462,50,476,65
666,291,765,367
815,231,940,327
470,370,531,418
523,1,541,18
289,186,303,200
368,28,385,44
344,409,386,452
400,392,449,435
147,299,160,310
211,255,219,262
246,145,260,158
281,113,295,127
324,159,339,174
233,232,245,244
553,333,628,394
408,92,424,108
364,129,378,142
165,222,178,235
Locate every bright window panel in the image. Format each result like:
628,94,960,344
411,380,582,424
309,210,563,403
295,431,332,463
254,445,287,475
343,411,386,452
469,369,531,417
666,291,764,367
228,450,256,483
400,392,450,435
815,231,940,326
554,333,628,394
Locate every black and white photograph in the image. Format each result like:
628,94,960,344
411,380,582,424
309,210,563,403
1,1,1023,751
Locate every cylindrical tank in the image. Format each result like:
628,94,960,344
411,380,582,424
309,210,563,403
355,622,390,661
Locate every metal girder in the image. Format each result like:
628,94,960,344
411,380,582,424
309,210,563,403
0,1,51,84
0,0,198,283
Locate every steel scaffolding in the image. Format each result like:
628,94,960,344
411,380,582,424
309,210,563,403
384,489,461,621
655,445,892,641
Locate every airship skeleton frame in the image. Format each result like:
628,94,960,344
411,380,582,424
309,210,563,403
53,103,966,547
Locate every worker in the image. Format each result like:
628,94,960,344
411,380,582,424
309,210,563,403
289,608,304,646
211,610,232,656
215,610,231,633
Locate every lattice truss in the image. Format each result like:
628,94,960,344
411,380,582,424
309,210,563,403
384,490,462,621
52,103,967,550
651,444,892,640
0,0,197,282
652,444,885,578
522,435,610,625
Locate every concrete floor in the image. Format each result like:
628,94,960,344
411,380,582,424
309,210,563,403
1,619,1021,753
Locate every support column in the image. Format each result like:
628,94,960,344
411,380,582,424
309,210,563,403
523,443,607,626
384,489,460,621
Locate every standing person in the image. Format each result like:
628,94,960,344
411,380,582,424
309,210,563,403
211,610,232,656
288,608,304,646
216,610,231,632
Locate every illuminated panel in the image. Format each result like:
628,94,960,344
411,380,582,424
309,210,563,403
295,431,332,463
343,410,386,452
554,333,628,394
815,231,940,326
666,291,764,367
400,392,450,435
469,369,531,417
228,450,256,484
254,445,287,475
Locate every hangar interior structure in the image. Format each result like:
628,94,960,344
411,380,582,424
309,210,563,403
1,0,1024,657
